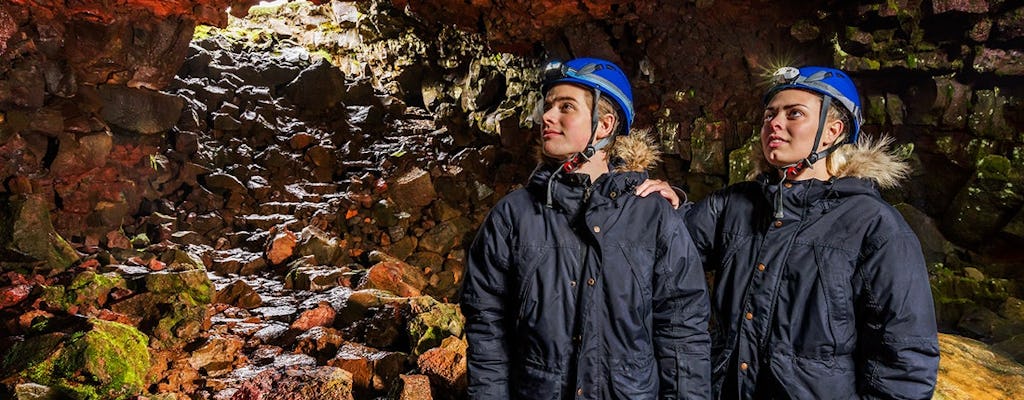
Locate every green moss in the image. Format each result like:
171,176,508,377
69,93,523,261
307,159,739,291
15,320,150,400
40,271,127,312
407,300,463,355
976,154,1013,181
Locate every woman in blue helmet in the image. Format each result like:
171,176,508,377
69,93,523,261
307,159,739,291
639,66,940,399
462,57,711,399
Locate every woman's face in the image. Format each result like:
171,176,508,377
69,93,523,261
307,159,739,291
541,83,598,160
761,89,829,167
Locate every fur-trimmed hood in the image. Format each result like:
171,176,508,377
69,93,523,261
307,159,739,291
608,127,662,172
533,127,662,172
749,134,910,188
528,128,661,212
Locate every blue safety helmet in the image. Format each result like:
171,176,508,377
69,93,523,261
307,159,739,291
541,57,635,134
765,66,864,142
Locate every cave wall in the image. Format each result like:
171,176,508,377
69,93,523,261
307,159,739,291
3,0,1024,267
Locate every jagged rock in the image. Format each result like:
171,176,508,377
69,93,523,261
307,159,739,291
285,264,351,291
969,88,1013,139
935,333,1024,399
265,227,298,265
296,225,342,265
230,365,353,400
357,259,427,297
49,131,113,176
98,85,185,134
14,383,59,400
394,374,433,400
943,155,1024,244
933,76,971,130
1001,297,1024,321
895,204,950,265
418,217,472,256
1,284,32,309
996,6,1024,40
39,270,127,313
328,342,409,395
974,48,1024,76
290,301,336,331
294,326,346,363
283,58,348,116
0,318,151,400
110,267,213,348
993,334,1024,364
388,167,437,210
215,279,262,309
689,117,727,175
407,298,463,355
188,335,244,375
210,249,267,276
932,0,989,14
417,336,467,396
0,194,80,272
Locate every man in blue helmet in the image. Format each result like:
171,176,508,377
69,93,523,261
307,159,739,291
462,57,711,399
639,66,940,399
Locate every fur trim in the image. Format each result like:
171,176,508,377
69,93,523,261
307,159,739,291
747,134,909,188
827,135,909,189
610,128,661,172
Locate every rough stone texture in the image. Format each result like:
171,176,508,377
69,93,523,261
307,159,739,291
230,365,353,400
1,318,151,400
935,333,1024,399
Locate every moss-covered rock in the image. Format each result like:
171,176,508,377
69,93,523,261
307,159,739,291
0,194,80,273
2,319,151,400
943,155,1024,244
727,132,758,185
407,299,464,356
39,270,127,312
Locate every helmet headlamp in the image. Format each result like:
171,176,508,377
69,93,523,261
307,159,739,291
772,66,801,84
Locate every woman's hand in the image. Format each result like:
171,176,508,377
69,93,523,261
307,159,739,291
635,179,680,209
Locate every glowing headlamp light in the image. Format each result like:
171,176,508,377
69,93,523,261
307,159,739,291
772,66,801,84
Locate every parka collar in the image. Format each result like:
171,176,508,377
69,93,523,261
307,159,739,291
529,128,660,213
749,135,910,190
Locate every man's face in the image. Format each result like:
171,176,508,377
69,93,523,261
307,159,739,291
760,89,827,167
541,83,594,160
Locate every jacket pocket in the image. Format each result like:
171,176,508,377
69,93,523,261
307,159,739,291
512,245,549,330
619,245,654,297
612,356,658,399
813,245,857,355
513,360,563,400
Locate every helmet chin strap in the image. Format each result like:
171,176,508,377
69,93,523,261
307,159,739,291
546,87,612,208
773,96,838,219
560,87,612,174
778,95,835,178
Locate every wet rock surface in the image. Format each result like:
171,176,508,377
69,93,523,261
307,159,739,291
1,0,1024,398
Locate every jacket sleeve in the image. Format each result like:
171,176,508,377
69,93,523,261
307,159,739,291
654,218,711,399
855,229,940,400
682,191,726,270
461,209,514,399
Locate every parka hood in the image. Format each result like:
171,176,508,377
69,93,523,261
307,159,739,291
749,134,910,189
533,127,662,172
608,128,661,172
528,128,661,212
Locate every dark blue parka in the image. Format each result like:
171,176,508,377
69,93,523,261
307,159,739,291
685,139,939,399
462,134,711,400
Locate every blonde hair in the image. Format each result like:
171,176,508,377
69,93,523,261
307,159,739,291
583,90,623,136
749,95,853,178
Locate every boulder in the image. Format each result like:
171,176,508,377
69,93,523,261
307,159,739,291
98,85,185,134
417,336,468,397
935,333,1024,399
230,365,353,400
0,319,151,400
1,194,80,272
